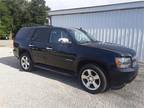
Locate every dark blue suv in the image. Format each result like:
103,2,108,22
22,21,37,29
13,26,139,94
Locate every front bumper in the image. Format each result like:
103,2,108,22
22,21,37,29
109,65,139,87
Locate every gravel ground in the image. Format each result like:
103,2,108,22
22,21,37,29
0,40,13,47
0,47,144,108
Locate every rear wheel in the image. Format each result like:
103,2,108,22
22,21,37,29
20,53,33,72
79,64,108,94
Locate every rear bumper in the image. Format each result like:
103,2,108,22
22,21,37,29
13,48,19,58
109,66,139,87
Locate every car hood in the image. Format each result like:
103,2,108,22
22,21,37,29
81,41,136,57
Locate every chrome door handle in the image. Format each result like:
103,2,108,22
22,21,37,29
29,44,34,47
46,47,53,50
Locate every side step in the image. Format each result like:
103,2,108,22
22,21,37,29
35,65,74,77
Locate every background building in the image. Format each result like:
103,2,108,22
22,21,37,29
49,1,144,62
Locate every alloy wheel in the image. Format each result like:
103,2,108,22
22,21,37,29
21,56,30,70
81,69,101,90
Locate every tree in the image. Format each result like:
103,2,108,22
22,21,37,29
3,0,31,36
29,0,50,25
0,1,12,39
1,0,50,38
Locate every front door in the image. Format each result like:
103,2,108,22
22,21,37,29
45,28,76,71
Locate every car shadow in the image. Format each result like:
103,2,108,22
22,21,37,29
0,56,20,69
0,56,80,90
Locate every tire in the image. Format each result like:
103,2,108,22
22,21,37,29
111,84,126,90
20,53,33,72
79,64,108,94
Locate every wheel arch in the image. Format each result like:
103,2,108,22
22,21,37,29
19,48,32,59
77,60,110,81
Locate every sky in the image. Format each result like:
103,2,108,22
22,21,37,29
45,0,142,10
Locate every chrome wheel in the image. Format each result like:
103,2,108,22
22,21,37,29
21,56,30,70
81,69,101,90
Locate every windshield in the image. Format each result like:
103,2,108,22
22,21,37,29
69,29,93,44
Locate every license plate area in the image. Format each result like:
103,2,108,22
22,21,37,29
132,61,137,67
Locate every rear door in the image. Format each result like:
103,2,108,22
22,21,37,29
29,28,50,64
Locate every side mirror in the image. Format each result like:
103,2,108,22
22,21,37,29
58,38,72,44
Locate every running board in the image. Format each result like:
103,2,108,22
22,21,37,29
35,65,73,77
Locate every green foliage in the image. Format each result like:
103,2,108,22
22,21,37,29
30,0,49,24
0,0,50,39
0,1,12,39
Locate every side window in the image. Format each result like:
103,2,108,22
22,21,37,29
49,29,69,44
16,28,34,41
32,28,50,43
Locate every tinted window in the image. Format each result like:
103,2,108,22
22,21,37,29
32,28,50,43
49,29,69,44
16,27,34,41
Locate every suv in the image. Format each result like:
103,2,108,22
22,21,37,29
13,26,139,94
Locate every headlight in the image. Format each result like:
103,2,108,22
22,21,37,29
115,57,131,68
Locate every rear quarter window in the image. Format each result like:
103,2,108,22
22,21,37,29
31,28,51,43
15,27,34,41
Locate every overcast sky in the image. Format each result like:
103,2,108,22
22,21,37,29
45,0,142,10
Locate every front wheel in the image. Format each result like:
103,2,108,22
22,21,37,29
20,53,33,72
79,64,108,94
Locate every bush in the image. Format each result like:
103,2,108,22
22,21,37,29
0,34,9,40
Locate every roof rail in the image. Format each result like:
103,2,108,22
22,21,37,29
21,24,53,27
